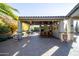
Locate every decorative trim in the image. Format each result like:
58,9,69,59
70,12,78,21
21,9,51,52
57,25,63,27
19,16,66,21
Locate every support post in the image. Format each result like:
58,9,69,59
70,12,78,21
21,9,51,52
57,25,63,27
18,20,22,40
40,24,42,35
59,20,65,42
67,18,74,42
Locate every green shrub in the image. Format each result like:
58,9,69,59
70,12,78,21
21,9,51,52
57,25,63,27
0,33,12,42
0,24,11,33
33,27,40,32
0,20,12,42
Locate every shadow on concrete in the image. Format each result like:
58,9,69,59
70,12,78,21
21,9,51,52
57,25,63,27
16,33,73,56
0,32,73,56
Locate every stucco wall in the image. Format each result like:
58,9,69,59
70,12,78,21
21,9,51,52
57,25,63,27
52,30,60,39
52,20,68,39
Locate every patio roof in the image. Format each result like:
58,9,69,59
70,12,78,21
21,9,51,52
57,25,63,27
19,16,66,21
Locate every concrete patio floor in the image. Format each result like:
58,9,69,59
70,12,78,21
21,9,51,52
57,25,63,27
0,32,79,56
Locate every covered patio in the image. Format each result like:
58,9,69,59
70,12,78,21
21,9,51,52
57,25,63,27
17,15,74,42
18,16,65,39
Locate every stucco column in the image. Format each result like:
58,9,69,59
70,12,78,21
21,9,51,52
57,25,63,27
67,18,74,42
59,20,65,42
18,20,22,40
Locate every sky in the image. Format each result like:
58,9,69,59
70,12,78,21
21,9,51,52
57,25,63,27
8,3,77,16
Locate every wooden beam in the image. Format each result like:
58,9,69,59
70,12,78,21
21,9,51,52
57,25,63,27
66,16,79,19
71,16,79,19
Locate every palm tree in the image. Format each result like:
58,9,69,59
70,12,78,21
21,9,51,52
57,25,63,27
0,3,18,20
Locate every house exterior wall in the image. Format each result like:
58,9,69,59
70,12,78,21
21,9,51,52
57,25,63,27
70,7,79,33
66,5,79,42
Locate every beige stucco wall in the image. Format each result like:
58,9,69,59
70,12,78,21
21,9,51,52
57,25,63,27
59,20,67,41
52,20,67,40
